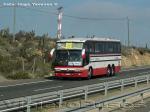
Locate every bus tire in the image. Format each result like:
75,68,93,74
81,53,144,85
112,64,115,76
87,68,93,79
107,66,112,77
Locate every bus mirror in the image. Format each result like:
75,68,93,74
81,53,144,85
48,48,55,59
82,49,86,59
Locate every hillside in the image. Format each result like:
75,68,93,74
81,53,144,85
122,47,150,68
0,28,150,81
0,28,56,81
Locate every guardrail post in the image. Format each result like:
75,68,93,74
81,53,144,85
59,90,63,108
147,75,149,84
140,93,144,103
100,103,105,111
19,99,24,107
121,99,126,108
84,86,88,101
40,101,43,109
134,77,137,88
121,79,124,92
104,82,108,96
27,97,31,112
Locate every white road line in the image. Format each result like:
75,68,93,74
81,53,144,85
99,70,150,81
99,77,117,81
122,66,150,72
0,67,149,88
33,86,62,92
0,80,53,88
137,71,150,75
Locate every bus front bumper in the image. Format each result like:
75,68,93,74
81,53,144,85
54,69,88,78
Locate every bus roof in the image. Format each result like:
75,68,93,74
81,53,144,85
57,37,120,43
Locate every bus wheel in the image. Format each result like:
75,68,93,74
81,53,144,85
87,68,92,79
112,65,115,76
107,66,112,77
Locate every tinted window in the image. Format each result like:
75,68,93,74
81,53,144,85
85,42,94,53
95,42,104,53
102,42,121,54
108,42,113,53
85,41,121,54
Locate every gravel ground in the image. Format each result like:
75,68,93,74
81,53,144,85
0,75,7,82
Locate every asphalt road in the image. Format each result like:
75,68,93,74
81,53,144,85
0,66,150,101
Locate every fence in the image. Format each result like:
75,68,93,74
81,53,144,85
0,71,150,112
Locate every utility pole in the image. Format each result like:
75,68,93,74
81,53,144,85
13,3,16,42
127,17,130,47
57,7,63,39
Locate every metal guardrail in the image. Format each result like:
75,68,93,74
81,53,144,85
0,71,150,112
62,87,150,112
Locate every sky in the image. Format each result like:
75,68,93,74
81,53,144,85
0,0,150,47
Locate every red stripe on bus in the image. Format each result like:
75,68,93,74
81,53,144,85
93,66,121,76
54,66,121,78
55,66,83,68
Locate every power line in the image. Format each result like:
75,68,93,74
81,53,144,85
20,7,57,15
24,7,126,21
127,17,130,47
0,6,130,44
21,7,126,21
23,7,127,21
63,14,126,21
1,6,127,21
13,5,16,42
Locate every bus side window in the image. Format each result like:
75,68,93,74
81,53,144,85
95,43,99,53
84,44,88,51
108,43,113,53
86,51,90,64
112,43,116,53
89,44,93,53
118,43,121,53
87,42,94,53
113,42,121,53
95,43,103,53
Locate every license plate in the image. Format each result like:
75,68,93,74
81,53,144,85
66,73,71,75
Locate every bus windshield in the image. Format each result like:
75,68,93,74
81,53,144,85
54,50,82,66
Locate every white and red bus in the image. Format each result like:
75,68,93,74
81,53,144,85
50,37,121,79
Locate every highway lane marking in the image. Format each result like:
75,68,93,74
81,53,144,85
0,80,53,88
98,71,150,81
99,77,117,81
136,71,150,75
33,86,62,92
122,66,150,72
0,67,149,88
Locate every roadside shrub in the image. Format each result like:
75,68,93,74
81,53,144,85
33,58,51,78
121,46,131,56
6,72,31,79
0,56,12,73
138,48,150,55
0,56,22,73
139,49,144,55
